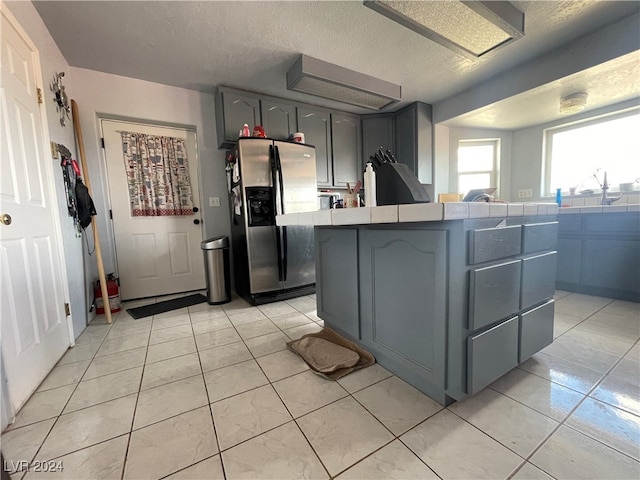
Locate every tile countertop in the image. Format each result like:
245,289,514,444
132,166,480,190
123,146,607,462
275,202,561,226
559,204,640,214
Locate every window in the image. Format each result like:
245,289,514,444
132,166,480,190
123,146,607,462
544,108,640,196
457,139,499,195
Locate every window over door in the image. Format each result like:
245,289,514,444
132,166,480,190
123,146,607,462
457,139,499,195
544,108,640,196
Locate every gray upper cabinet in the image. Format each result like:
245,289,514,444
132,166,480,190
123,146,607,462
361,102,433,183
362,116,394,165
215,87,261,149
331,113,361,187
395,102,433,184
297,106,332,186
394,106,416,173
261,99,296,141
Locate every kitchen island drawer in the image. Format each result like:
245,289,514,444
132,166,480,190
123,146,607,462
523,222,558,253
521,251,557,310
519,300,554,362
469,259,521,330
467,317,519,394
468,225,521,265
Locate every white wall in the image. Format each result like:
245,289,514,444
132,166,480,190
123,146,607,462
447,127,513,200
5,1,86,339
433,124,450,199
510,98,640,201
68,68,229,316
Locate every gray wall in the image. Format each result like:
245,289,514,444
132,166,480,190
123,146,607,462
510,98,640,201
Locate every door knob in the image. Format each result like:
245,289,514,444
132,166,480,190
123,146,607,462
1,214,11,226
193,219,200,225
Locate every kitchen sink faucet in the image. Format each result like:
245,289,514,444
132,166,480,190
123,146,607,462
600,171,622,205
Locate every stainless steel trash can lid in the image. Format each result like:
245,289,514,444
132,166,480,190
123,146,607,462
201,235,229,249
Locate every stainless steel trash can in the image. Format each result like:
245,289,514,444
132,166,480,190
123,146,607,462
201,236,231,305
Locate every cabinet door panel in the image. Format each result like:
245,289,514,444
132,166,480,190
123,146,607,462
332,114,361,187
556,238,581,284
261,100,295,140
316,228,359,339
359,229,446,388
582,239,640,293
362,116,394,165
221,91,260,146
298,107,332,186
394,106,416,173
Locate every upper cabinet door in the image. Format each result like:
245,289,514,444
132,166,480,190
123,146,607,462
298,107,332,186
332,113,362,187
394,105,417,174
216,88,260,148
362,115,394,164
261,100,296,140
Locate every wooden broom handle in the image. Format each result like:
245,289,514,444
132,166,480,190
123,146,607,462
71,99,112,324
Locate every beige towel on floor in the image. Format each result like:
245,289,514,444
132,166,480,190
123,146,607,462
287,327,375,380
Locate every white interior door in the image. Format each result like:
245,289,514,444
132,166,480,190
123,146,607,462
102,120,205,300
1,8,71,417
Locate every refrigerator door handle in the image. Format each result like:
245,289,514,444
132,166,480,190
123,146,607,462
275,145,288,281
270,145,281,216
275,146,286,215
282,226,288,282
269,145,284,282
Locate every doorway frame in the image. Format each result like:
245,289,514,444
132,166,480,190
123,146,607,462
97,114,205,298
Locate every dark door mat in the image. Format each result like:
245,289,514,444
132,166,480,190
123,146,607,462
126,294,207,319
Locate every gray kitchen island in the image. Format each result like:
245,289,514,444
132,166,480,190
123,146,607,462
278,202,559,406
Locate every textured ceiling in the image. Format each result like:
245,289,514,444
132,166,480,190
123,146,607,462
29,0,640,128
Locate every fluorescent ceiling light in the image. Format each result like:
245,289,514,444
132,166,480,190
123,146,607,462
364,1,524,59
286,55,401,110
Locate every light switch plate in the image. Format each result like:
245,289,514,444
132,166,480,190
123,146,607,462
209,196,220,207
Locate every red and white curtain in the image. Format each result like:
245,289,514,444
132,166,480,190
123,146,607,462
120,132,194,216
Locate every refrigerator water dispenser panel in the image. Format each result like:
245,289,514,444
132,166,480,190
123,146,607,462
246,187,274,227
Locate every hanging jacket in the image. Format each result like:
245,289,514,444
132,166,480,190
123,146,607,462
75,178,96,229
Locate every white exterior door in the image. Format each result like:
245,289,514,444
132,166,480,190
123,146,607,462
101,120,205,300
1,8,72,417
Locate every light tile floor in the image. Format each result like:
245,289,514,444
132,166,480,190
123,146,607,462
2,290,639,479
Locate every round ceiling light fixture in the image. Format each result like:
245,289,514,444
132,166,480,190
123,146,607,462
560,92,588,114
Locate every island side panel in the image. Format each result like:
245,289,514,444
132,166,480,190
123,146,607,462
359,228,448,404
315,228,360,339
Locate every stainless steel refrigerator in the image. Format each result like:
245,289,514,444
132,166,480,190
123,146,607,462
228,138,317,305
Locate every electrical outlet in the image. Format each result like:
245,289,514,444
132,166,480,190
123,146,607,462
209,196,220,207
518,189,533,198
